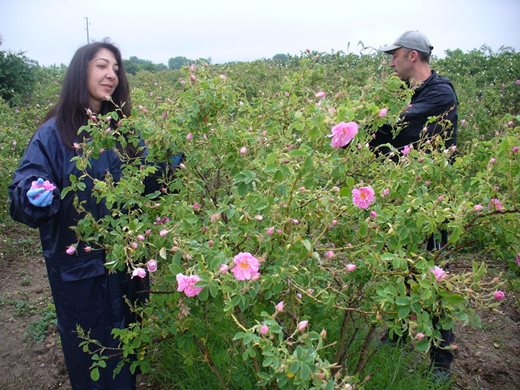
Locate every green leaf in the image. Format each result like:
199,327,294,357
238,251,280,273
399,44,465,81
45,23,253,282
90,367,100,382
159,247,167,260
299,363,312,381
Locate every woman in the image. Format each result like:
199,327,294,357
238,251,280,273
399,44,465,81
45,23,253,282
9,41,145,389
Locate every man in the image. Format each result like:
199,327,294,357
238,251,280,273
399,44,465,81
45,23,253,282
370,30,458,154
374,31,458,382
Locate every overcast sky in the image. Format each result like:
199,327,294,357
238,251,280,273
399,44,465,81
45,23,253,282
1,0,520,66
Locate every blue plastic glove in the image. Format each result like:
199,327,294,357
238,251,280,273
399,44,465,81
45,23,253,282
170,153,185,169
27,178,56,207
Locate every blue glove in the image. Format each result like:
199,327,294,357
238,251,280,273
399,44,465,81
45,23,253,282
27,178,56,207
170,153,185,169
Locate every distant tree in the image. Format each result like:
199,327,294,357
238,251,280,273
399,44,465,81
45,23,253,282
124,56,167,74
0,50,38,105
168,56,194,70
272,53,290,64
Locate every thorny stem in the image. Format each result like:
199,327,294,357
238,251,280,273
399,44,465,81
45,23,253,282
193,335,228,389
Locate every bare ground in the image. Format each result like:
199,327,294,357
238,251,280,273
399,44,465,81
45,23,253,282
0,224,518,389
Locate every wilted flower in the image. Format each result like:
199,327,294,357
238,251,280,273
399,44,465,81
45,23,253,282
516,79,520,85
254,215,263,221
352,186,376,209
381,188,390,197
494,290,505,301
259,324,269,335
84,246,92,253
515,253,520,267
297,320,309,332
219,264,229,274
186,133,193,140
159,229,168,237
473,204,484,212
239,146,248,155
176,273,203,297
231,252,260,281
488,198,504,212
489,157,497,165
266,227,275,236
329,121,359,148
132,267,147,279
512,146,519,154
66,245,76,255
430,266,447,281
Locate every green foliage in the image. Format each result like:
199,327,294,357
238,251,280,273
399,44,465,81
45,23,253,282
24,303,57,343
0,50,38,105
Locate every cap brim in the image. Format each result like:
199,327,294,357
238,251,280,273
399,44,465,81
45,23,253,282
380,44,401,54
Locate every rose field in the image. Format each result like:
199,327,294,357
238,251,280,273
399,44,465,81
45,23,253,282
0,47,519,389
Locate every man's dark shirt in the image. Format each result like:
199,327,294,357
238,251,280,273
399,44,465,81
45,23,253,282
370,70,458,153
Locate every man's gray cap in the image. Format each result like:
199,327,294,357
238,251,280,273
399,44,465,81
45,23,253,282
380,30,434,54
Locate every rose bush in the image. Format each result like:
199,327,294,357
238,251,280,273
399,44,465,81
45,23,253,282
66,62,518,388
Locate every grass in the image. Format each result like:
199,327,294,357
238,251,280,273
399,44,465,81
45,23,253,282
24,303,57,343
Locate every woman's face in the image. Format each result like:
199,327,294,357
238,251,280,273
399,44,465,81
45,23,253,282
87,48,119,112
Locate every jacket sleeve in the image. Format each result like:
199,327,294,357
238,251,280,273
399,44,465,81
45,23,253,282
8,130,61,228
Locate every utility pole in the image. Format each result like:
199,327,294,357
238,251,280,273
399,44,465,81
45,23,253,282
84,17,90,44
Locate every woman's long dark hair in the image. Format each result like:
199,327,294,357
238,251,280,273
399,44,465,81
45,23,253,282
44,40,132,149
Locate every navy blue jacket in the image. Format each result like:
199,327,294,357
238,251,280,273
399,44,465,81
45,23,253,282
370,70,458,152
9,117,157,389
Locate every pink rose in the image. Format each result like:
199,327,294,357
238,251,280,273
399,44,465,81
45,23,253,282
66,245,76,255
132,267,147,279
325,250,335,259
146,259,158,273
402,144,412,156
231,252,260,281
159,229,168,237
416,332,425,341
239,146,248,155
378,108,388,118
315,91,326,99
473,204,483,212
430,266,447,281
381,188,390,197
266,227,275,236
176,273,203,297
193,202,201,211
275,301,284,313
186,133,193,140
352,186,376,209
329,121,359,148
84,246,92,253
516,79,520,85
494,290,505,301
137,234,145,241
370,211,377,218
219,264,229,274
345,263,357,272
